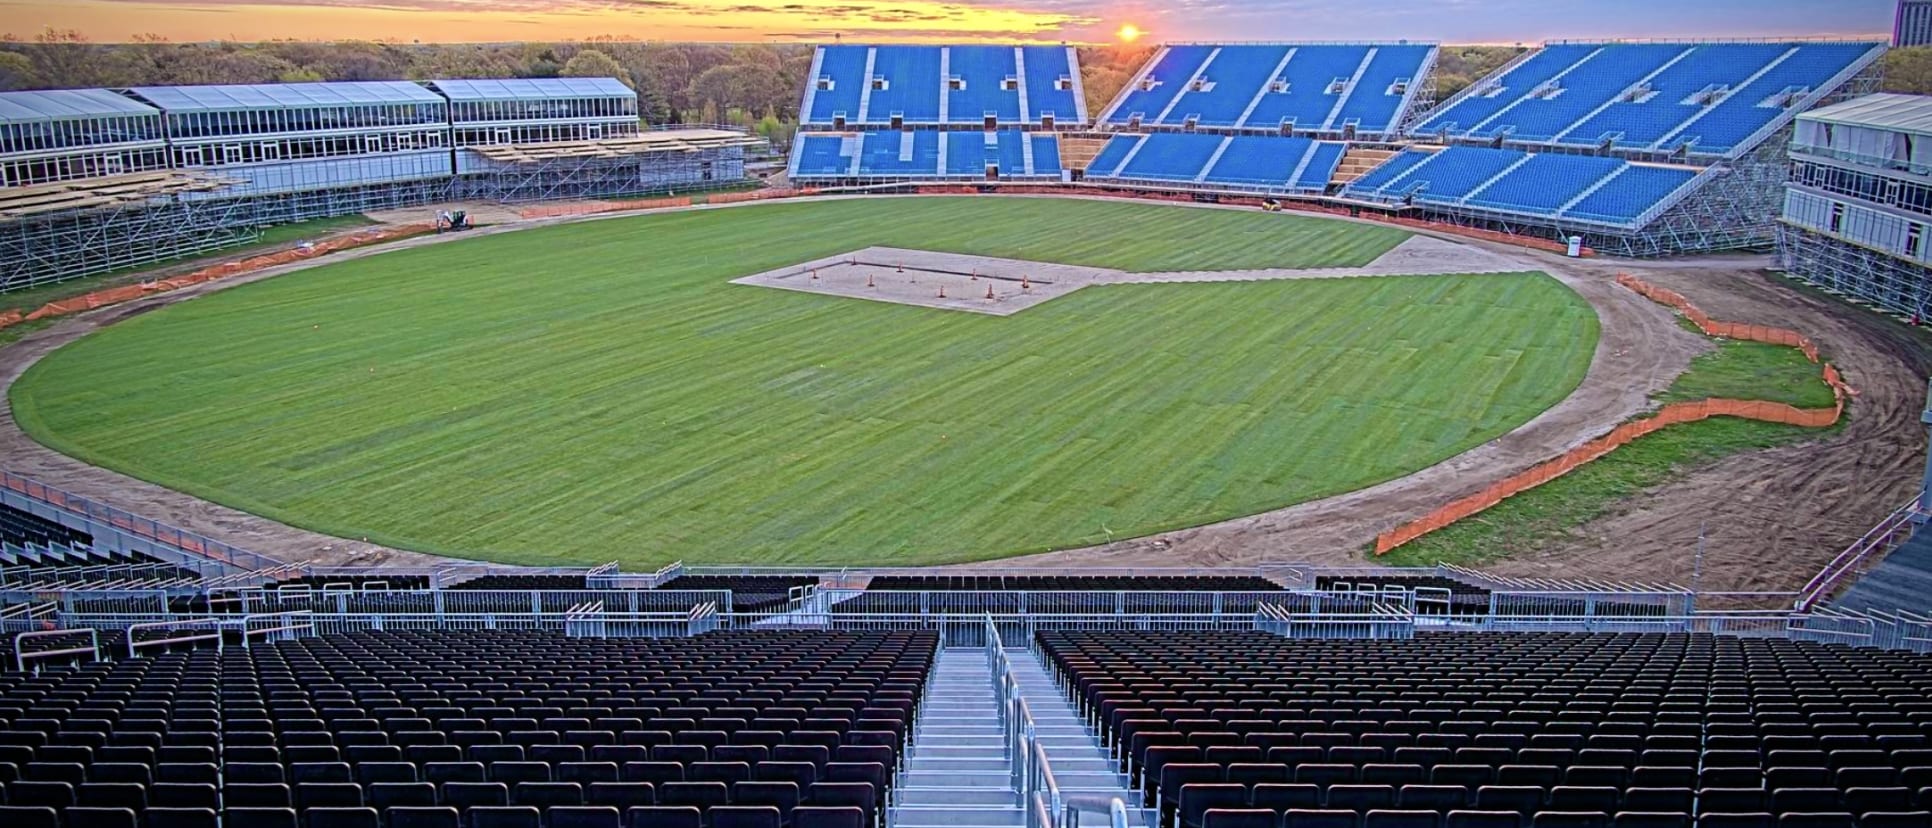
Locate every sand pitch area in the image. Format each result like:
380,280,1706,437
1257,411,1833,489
731,247,1121,315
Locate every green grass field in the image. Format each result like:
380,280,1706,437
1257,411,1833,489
11,197,1598,567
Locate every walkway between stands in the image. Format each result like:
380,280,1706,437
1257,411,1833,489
891,647,1146,827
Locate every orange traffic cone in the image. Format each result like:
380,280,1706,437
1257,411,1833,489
938,285,947,298
985,284,995,300
867,274,876,288
1021,275,1032,291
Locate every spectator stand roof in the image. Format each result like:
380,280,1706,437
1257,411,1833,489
426,78,635,102
122,81,444,114
1800,92,1932,140
0,170,237,220
0,89,159,125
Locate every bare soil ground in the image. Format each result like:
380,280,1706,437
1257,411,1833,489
3,195,1922,586
1479,259,1931,595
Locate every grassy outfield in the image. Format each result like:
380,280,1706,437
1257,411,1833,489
1378,336,1839,567
13,197,1596,567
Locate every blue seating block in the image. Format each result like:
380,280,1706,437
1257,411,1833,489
1021,46,1083,123
808,46,868,124
1117,133,1226,181
948,46,1021,124
1086,135,1144,177
1466,154,1622,212
1564,164,1697,223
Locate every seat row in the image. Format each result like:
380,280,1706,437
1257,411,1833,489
0,803,867,828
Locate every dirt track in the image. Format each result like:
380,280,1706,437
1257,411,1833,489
1,195,1924,585
1478,261,1931,594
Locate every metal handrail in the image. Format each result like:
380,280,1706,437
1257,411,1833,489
1,469,280,572
1798,494,1921,610
125,617,225,658
14,627,99,672
239,610,314,648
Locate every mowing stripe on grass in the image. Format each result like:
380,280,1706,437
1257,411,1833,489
13,198,1593,567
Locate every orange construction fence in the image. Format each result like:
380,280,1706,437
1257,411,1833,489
1373,275,1853,555
0,222,435,334
1617,273,1822,362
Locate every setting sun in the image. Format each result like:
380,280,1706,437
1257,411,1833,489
1117,24,1145,43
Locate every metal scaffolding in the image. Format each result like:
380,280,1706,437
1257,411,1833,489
231,178,451,226
0,188,259,293
1777,222,1932,320
456,138,764,204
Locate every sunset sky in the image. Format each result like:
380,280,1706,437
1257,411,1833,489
0,0,1898,44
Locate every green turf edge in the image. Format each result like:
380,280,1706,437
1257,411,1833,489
8,199,1591,568
1374,333,1843,568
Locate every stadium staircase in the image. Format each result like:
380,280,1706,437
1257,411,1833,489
1058,137,1109,177
895,649,1025,827
892,649,1144,827
1833,525,1932,613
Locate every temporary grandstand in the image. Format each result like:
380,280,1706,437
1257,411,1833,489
1093,43,1439,139
803,44,1087,129
1776,93,1932,319
790,44,1089,185
0,79,764,292
789,38,1886,256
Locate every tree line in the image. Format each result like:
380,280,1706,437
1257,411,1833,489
0,31,810,146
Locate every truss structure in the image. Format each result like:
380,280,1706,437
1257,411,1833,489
236,179,451,227
457,141,764,204
0,196,259,293
1777,222,1932,319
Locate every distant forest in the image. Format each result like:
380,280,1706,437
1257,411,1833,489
4,31,1927,147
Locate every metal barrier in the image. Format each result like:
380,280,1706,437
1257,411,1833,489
1798,495,1922,611
240,610,315,648
14,627,99,672
1,469,281,572
125,617,225,657
990,614,1065,828
832,590,1301,618
1254,601,1417,640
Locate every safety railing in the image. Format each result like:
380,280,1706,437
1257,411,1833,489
1787,608,1880,647
1,470,281,572
240,610,315,648
1798,495,1922,611
1,589,172,616
828,612,1258,646
829,590,1303,619
14,627,99,672
0,560,217,587
1254,601,1417,640
991,614,1065,828
181,587,733,618
125,617,225,658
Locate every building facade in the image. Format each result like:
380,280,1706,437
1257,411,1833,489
1777,93,1932,318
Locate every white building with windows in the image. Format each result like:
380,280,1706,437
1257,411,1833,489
0,89,170,188
1778,93,1932,318
119,81,454,221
